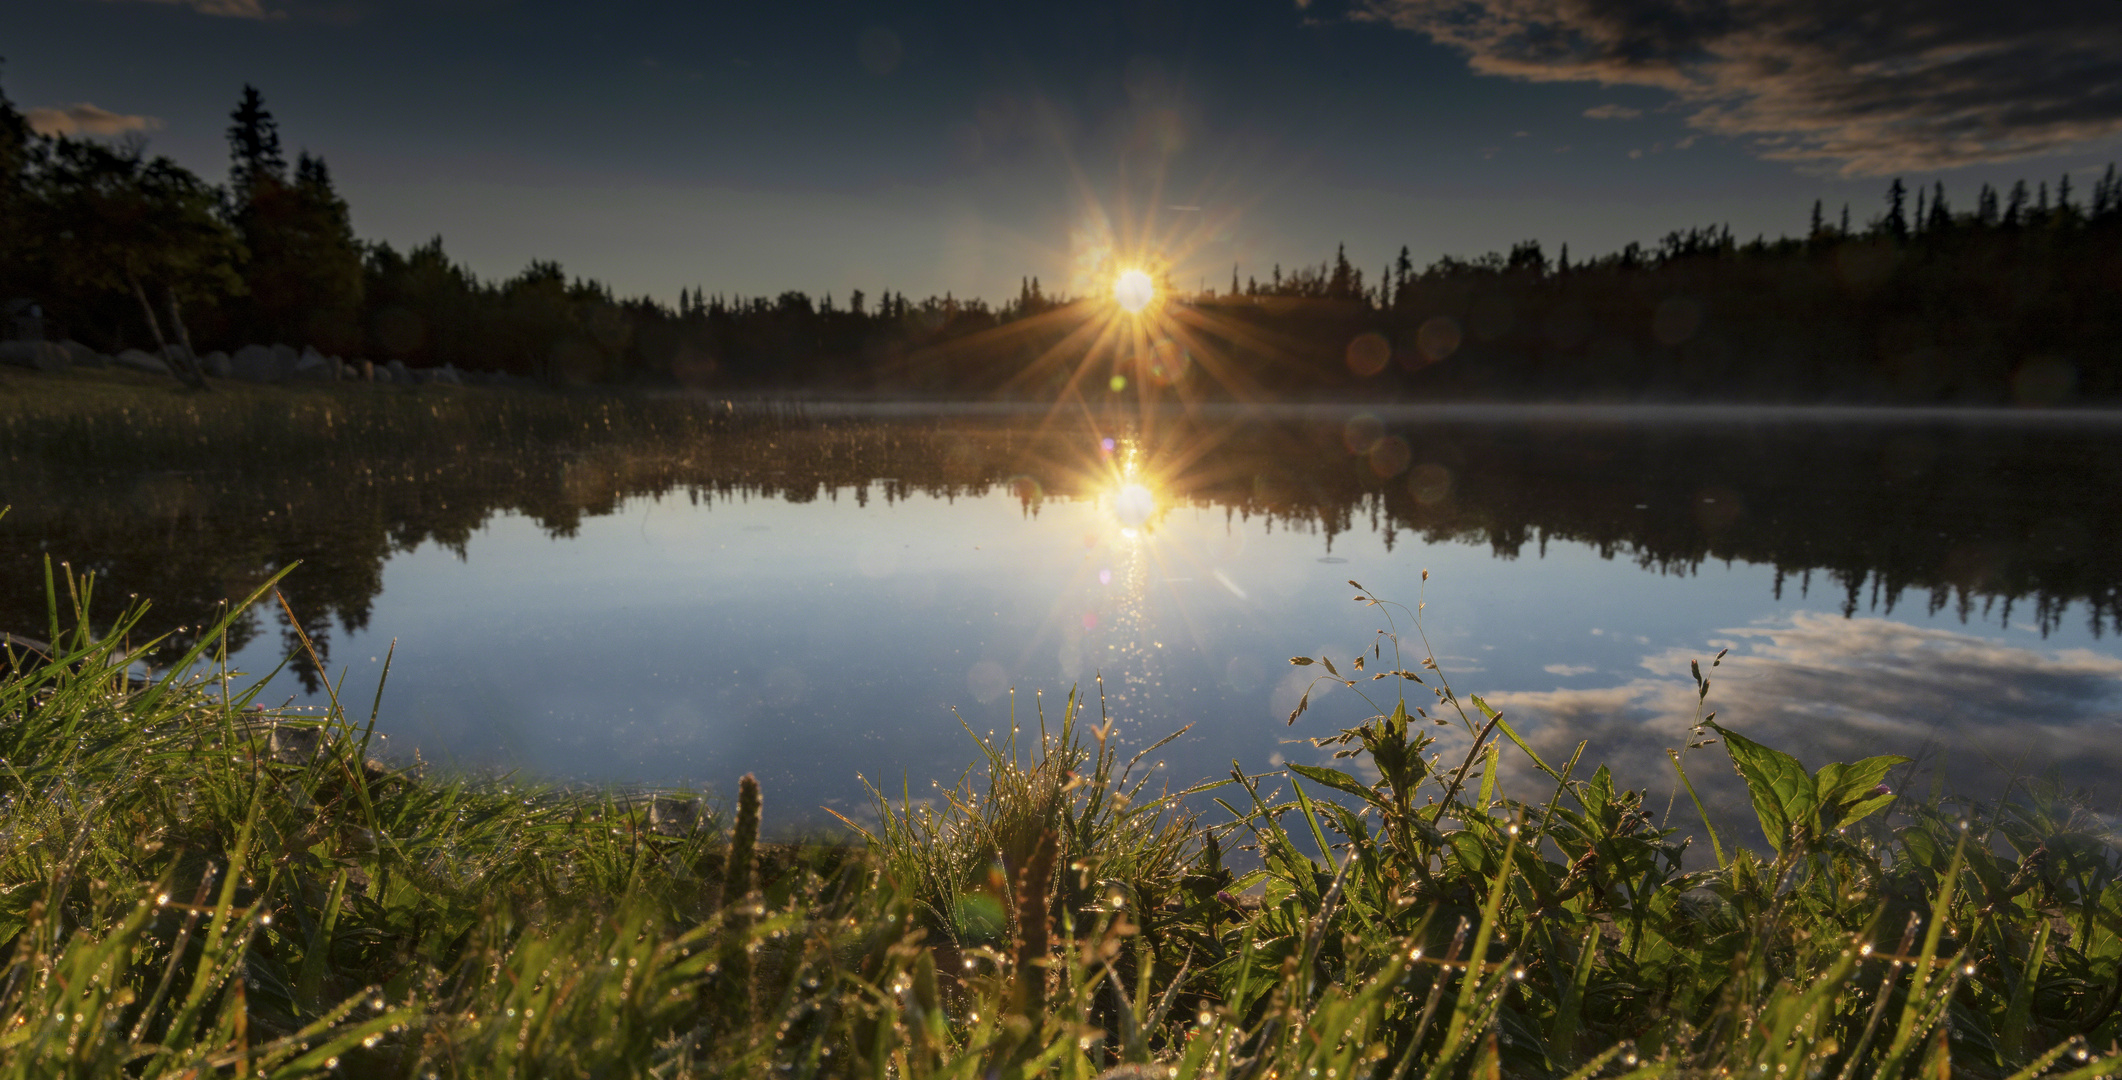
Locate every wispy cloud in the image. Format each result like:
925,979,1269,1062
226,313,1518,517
1360,0,2122,175
24,103,163,137
1583,104,1642,120
103,0,279,18
1542,663,1597,676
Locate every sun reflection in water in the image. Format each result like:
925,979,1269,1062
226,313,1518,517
1114,481,1156,531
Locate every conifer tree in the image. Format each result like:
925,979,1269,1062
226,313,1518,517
226,84,284,202
0,65,37,300
1328,243,1354,299
226,88,362,352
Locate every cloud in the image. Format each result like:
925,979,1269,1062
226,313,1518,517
1543,663,1597,676
104,0,279,17
24,104,163,137
1360,0,2122,175
1583,104,1643,120
1474,613,2122,848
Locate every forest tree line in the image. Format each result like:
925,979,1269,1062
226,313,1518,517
3,76,2120,402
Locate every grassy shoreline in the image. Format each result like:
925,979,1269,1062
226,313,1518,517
4,567,2122,1078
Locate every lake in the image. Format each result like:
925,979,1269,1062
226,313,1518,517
6,396,2120,835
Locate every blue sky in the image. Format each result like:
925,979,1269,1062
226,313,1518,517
11,0,2121,304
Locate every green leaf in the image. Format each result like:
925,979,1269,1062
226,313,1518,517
1708,719,1813,852
1449,831,1492,876
1814,753,1908,829
1476,743,1500,814
1288,762,1383,808
1584,764,1616,819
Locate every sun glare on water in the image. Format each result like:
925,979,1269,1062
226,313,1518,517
1114,481,1156,532
1113,268,1155,314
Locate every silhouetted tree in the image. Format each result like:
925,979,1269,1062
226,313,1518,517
1885,178,1909,240
225,84,284,202
31,137,239,385
225,88,363,353
0,65,38,302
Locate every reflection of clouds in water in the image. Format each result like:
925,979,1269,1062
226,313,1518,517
967,659,1008,704
1483,614,2122,835
1225,654,1266,692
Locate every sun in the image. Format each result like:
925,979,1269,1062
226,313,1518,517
1113,268,1156,314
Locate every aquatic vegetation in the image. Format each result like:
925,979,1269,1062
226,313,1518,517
1,565,2118,1078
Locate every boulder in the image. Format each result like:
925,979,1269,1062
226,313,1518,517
231,344,288,382
59,340,106,368
431,363,463,386
113,348,168,375
201,351,233,378
385,359,412,384
292,346,334,382
0,340,70,372
352,358,375,382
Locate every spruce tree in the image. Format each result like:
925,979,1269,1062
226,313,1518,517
1885,178,1909,240
225,86,362,352
226,84,285,201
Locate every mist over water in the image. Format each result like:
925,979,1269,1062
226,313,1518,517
6,401,2119,831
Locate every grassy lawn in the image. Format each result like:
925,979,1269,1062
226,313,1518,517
1,480,2119,1076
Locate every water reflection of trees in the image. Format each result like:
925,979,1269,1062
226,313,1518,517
4,400,2115,690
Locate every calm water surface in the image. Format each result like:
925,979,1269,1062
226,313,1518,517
11,402,2122,831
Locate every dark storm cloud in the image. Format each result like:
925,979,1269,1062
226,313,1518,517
1361,0,2122,174
1474,614,2122,840
24,102,163,136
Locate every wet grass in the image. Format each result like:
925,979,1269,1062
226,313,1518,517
2,565,2119,1078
